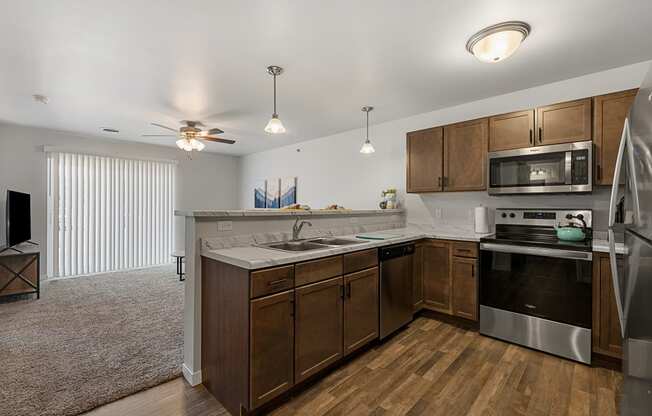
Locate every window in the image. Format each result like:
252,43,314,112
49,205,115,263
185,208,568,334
47,152,176,277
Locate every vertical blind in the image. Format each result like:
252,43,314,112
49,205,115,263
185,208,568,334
47,152,176,277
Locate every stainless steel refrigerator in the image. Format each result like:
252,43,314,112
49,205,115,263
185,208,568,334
608,64,652,415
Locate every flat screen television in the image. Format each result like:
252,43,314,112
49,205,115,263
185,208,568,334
6,190,31,247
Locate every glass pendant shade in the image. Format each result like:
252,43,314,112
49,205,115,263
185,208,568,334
360,139,375,154
466,22,530,63
264,115,286,134
176,138,205,152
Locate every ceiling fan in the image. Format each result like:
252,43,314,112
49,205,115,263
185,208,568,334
142,120,235,152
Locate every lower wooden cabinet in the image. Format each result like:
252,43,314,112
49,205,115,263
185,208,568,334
451,256,478,321
422,240,452,313
592,252,623,359
249,290,295,408
343,267,379,355
294,276,344,383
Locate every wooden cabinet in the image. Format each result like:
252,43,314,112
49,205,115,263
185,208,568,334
422,240,451,313
406,127,444,193
343,267,379,355
343,249,378,275
250,265,294,298
536,98,592,145
489,110,535,151
294,276,344,383
451,256,478,321
443,118,488,191
249,290,295,408
592,253,623,359
412,243,424,310
593,89,638,185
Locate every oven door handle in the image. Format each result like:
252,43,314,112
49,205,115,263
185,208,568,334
480,243,593,261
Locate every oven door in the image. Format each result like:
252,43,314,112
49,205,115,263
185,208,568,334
488,141,592,194
479,243,593,328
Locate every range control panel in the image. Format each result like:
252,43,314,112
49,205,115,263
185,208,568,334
495,208,592,228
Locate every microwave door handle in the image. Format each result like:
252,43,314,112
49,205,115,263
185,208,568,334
608,229,626,338
609,118,629,228
565,151,572,185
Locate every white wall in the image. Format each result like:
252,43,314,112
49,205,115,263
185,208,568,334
0,123,240,276
240,61,651,230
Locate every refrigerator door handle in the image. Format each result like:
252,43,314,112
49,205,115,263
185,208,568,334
608,229,626,338
608,118,630,228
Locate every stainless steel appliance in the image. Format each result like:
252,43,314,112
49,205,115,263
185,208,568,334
479,208,593,364
379,242,414,339
488,141,592,194
608,65,652,415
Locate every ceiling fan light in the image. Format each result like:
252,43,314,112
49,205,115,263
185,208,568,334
265,115,286,134
360,139,375,154
466,21,530,63
192,139,205,151
176,139,188,150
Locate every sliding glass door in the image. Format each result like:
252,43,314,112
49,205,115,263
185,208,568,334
46,152,176,277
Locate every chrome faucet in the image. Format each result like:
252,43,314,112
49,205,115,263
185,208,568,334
292,218,312,240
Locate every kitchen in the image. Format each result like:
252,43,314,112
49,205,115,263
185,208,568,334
177,61,652,415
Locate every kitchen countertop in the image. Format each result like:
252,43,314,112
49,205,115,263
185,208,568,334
175,208,404,218
592,239,627,255
201,225,493,270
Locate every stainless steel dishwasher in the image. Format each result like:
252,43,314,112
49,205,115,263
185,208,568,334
379,242,415,339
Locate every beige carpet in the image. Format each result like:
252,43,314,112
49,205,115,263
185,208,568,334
0,266,183,416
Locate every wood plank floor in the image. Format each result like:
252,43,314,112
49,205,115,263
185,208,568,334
85,317,622,416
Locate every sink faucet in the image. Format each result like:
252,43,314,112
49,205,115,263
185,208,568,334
292,218,312,240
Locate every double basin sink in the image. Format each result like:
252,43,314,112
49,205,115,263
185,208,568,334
259,237,365,252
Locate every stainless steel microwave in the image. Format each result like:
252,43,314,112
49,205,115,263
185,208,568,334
487,141,592,195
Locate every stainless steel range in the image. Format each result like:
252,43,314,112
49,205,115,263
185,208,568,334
479,208,593,364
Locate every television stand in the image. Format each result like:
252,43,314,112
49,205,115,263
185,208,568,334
0,243,40,300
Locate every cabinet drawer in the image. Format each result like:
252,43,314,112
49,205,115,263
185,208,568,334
295,256,343,287
343,249,378,274
251,265,295,298
452,242,478,258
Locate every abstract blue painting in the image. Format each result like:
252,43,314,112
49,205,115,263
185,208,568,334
265,178,280,208
254,180,266,208
280,177,297,207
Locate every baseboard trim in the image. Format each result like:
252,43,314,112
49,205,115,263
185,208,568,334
182,363,202,386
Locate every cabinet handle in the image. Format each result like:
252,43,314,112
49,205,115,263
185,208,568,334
597,164,602,181
268,278,289,286
438,177,442,188
346,282,352,298
290,299,295,317
340,285,345,299
471,264,475,278
538,127,543,143
529,129,533,145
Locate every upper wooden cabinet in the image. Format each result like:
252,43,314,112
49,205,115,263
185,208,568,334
593,89,638,185
593,253,623,359
489,110,535,151
249,290,295,408
422,240,451,313
406,127,444,193
536,98,592,145
443,118,488,191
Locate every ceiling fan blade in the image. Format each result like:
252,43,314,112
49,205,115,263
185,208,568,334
200,127,224,135
151,122,178,132
141,134,177,137
201,136,236,144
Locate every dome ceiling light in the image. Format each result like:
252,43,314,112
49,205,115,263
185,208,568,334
359,106,375,154
466,21,530,63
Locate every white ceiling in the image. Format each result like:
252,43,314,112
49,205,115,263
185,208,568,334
1,0,651,156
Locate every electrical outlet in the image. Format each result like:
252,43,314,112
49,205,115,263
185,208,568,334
434,208,442,219
217,221,233,231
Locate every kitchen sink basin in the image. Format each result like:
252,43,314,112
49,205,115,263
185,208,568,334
262,241,328,252
309,237,363,246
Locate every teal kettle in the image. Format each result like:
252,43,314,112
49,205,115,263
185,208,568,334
554,214,587,241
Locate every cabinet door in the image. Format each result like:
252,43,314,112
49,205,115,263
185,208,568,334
413,243,424,311
343,267,379,355
250,290,295,409
295,276,343,383
489,110,535,151
422,240,451,313
592,253,623,358
593,89,638,185
452,256,478,321
406,127,444,193
443,118,488,191
536,98,592,145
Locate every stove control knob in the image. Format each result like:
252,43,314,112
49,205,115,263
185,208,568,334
501,213,507,218
509,213,516,218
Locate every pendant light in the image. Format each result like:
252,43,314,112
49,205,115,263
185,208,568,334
466,21,530,63
264,65,286,134
360,106,375,154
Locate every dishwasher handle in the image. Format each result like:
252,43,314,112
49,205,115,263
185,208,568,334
379,243,415,261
